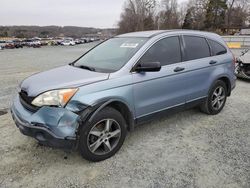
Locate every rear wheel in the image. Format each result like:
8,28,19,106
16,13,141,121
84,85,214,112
200,80,227,115
79,107,127,162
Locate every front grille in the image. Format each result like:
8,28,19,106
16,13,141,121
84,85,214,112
19,90,38,112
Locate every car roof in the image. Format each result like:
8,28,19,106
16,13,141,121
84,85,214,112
116,30,220,39
116,30,168,38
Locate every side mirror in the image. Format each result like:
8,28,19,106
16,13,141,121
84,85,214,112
134,62,161,72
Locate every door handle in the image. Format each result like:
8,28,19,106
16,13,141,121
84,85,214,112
174,67,185,72
209,60,217,65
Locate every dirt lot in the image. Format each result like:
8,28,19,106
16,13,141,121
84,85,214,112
0,45,250,188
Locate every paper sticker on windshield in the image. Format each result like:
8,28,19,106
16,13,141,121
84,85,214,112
120,43,139,48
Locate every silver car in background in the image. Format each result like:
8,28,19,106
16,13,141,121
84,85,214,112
235,49,250,79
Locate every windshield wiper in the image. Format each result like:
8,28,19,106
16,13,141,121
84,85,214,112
77,65,96,72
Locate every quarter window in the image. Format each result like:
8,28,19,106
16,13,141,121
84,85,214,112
183,36,210,61
208,39,227,56
139,37,182,66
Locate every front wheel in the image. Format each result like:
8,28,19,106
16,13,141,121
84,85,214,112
241,66,250,80
79,107,127,162
200,80,227,115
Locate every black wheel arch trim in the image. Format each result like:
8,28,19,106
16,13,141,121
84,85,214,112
78,99,135,132
212,75,233,96
217,76,232,96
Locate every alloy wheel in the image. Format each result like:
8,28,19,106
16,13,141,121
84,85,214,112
211,86,226,111
87,119,121,155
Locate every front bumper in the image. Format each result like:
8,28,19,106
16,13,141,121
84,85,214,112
11,96,80,150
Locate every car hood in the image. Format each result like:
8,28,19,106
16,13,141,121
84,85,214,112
21,65,109,96
240,56,250,64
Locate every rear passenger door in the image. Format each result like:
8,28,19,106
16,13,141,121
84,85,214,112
181,35,222,102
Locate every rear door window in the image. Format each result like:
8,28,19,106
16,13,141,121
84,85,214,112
208,39,227,56
183,36,210,61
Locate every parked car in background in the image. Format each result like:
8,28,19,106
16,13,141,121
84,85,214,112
235,49,250,80
80,38,88,43
0,41,5,50
84,38,92,43
4,41,16,49
239,29,250,35
31,40,42,48
4,40,24,49
74,39,82,45
61,40,76,46
13,40,24,48
22,39,41,48
11,30,236,162
22,39,33,47
40,41,49,46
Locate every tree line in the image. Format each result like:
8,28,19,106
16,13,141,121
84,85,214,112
0,26,115,38
117,0,250,34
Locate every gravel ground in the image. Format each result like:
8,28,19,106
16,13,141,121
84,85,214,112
0,45,250,188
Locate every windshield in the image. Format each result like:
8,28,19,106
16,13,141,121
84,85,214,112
74,37,147,73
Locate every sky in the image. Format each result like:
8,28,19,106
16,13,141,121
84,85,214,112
0,0,187,28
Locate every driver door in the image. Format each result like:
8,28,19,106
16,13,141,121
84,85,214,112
132,36,188,120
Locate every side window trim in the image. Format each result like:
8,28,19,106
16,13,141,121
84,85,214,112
131,35,183,72
180,35,187,61
178,36,184,62
179,35,186,62
205,37,213,56
181,34,211,62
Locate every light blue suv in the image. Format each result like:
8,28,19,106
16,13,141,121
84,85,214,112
11,30,236,161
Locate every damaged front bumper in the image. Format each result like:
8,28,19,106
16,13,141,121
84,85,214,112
11,96,80,150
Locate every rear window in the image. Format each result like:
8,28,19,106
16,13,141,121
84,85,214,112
208,39,227,56
183,36,210,61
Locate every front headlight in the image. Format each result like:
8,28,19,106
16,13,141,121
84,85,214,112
32,88,78,107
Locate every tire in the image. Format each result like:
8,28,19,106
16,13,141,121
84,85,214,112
241,69,250,80
200,80,227,115
79,107,127,162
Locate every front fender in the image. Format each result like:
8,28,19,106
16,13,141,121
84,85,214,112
66,75,135,119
